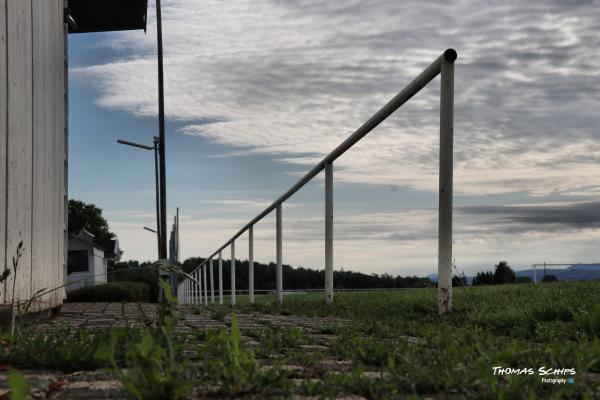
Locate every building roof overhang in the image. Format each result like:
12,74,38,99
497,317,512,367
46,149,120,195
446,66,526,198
68,0,148,34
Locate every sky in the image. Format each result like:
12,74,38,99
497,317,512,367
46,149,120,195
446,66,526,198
68,0,600,277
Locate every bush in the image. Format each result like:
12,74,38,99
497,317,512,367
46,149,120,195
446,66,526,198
67,282,151,302
542,274,558,283
110,265,159,301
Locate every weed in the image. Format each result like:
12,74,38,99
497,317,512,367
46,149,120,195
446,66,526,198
196,314,292,396
7,369,30,400
0,325,142,371
97,279,191,400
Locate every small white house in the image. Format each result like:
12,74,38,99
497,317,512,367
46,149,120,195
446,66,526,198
66,229,119,292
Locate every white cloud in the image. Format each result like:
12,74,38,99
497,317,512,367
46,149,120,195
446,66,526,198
72,0,600,198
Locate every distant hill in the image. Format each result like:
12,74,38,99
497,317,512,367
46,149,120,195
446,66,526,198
516,264,600,282
426,264,600,284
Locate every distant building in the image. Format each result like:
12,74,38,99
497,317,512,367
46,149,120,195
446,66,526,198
66,229,119,292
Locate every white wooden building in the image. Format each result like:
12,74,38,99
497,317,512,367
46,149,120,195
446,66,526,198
66,229,120,292
0,0,147,317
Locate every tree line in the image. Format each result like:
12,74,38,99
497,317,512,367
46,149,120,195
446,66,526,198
179,257,433,291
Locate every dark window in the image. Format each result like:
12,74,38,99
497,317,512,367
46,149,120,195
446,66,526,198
68,250,89,274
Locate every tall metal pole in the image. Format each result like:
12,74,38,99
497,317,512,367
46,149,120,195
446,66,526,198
325,163,334,304
249,225,254,304
153,137,161,259
156,0,167,260
437,49,456,315
276,203,283,304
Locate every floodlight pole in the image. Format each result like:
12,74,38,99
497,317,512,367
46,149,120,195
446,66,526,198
153,137,161,258
156,0,167,261
117,138,161,260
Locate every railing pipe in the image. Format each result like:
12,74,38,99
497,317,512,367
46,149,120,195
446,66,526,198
437,51,455,315
231,241,236,305
200,50,455,264
325,162,334,304
203,263,208,305
210,258,215,303
249,225,255,304
188,49,457,311
218,251,223,305
276,203,283,304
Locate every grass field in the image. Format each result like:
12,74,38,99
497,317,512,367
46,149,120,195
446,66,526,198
227,281,600,398
2,281,600,399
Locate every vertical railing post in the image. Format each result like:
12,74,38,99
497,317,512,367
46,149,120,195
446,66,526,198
249,225,255,304
203,263,208,305
199,269,203,305
218,251,223,305
438,49,456,315
196,269,201,305
276,203,283,304
325,162,334,304
191,271,195,305
231,241,236,305
210,258,215,303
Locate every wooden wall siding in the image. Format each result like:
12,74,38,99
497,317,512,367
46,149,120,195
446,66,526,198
32,0,64,311
57,0,67,305
6,0,33,304
1,0,66,311
0,0,7,303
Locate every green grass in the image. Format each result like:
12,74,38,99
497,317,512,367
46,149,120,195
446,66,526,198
230,281,600,398
3,282,600,399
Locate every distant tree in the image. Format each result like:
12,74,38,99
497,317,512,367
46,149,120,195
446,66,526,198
542,274,558,283
516,276,532,284
452,274,467,286
494,261,516,284
68,199,117,252
472,271,495,286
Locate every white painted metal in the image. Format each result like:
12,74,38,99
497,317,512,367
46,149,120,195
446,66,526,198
231,241,236,305
218,251,223,305
437,53,455,315
249,225,254,304
184,50,457,311
276,203,283,304
203,263,208,305
325,163,334,304
209,258,214,303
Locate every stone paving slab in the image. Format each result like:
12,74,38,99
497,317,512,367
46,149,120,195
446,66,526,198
2,302,352,399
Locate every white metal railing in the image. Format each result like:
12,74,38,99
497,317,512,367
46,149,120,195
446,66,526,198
178,49,456,314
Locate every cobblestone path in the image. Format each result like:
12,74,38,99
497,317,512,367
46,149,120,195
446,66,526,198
0,303,364,400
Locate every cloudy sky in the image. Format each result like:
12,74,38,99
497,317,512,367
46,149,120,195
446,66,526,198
68,0,600,277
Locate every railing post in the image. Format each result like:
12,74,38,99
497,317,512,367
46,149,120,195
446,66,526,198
438,49,455,315
325,162,334,304
203,263,208,305
196,269,201,305
276,203,283,304
210,258,215,303
231,241,236,305
190,272,194,305
249,225,255,304
199,269,203,305
219,251,223,305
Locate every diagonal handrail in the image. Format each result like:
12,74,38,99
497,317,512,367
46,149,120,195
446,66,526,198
180,49,456,314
